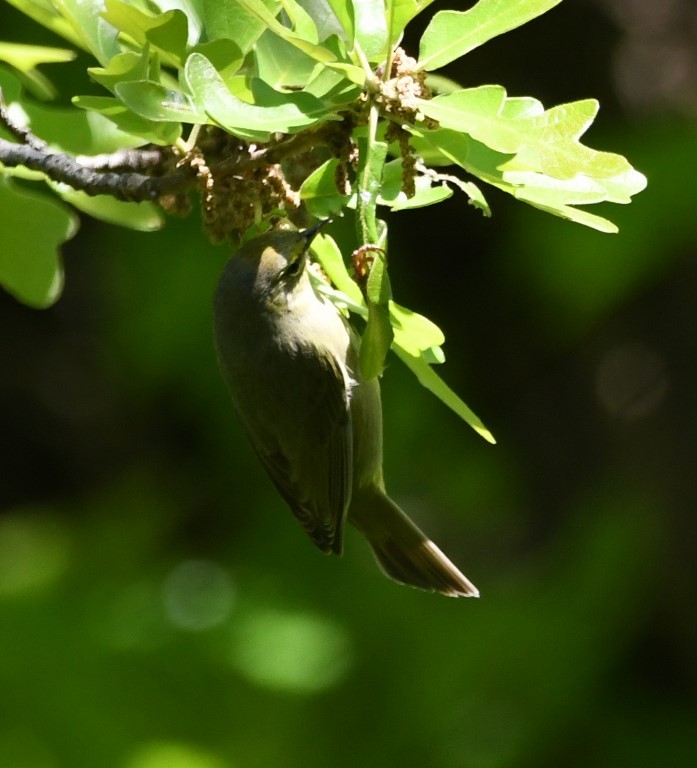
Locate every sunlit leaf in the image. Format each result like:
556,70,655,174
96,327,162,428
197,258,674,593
54,186,164,231
299,158,351,219
393,346,496,443
418,87,635,180
189,39,243,78
360,247,393,380
418,0,563,71
387,0,435,44
378,158,453,210
185,52,334,140
202,0,280,51
0,177,77,308
353,0,388,60
409,125,645,231
311,232,364,305
254,28,319,89
281,0,320,43
73,94,182,144
0,42,75,98
149,0,204,45
115,80,207,123
4,0,86,49
53,0,120,65
102,1,190,64
233,0,336,62
88,50,149,93
0,41,76,70
389,301,445,357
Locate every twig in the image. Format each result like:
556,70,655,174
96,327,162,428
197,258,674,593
0,88,47,151
0,138,194,201
75,147,167,172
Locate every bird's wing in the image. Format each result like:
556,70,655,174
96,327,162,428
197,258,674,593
242,347,353,555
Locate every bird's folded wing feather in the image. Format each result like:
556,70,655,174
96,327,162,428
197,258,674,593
242,347,353,555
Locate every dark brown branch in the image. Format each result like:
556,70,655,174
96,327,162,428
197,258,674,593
75,147,168,172
0,138,195,201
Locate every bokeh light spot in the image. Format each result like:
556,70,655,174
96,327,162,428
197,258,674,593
595,342,669,421
163,559,236,632
228,609,352,694
124,742,228,768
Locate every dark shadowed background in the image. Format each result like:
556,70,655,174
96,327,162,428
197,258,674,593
1,2,696,767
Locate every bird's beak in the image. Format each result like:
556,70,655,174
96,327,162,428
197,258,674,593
301,219,331,249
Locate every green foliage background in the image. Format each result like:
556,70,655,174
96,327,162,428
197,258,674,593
1,2,696,767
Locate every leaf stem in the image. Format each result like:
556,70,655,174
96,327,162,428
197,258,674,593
353,42,377,89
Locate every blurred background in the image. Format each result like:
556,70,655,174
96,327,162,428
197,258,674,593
1,1,696,767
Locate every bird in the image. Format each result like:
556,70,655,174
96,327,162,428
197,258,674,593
213,221,478,597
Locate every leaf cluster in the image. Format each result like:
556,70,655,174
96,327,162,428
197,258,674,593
0,0,647,440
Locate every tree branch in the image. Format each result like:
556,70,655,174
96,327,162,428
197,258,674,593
75,147,168,172
0,89,47,151
0,138,195,201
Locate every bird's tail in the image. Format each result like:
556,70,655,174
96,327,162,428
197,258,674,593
349,486,478,598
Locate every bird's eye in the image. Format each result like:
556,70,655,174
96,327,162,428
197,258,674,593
284,259,301,277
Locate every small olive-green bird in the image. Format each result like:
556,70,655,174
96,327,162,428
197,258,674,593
213,222,478,597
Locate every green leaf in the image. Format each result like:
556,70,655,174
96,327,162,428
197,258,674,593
54,186,164,231
88,50,150,93
53,0,120,65
418,0,563,72
459,180,490,216
0,42,76,99
304,35,364,92
0,42,76,70
311,232,364,305
185,52,334,140
299,158,351,219
409,122,646,232
294,0,354,43
326,0,355,43
389,301,444,358
0,69,164,152
409,125,511,183
233,0,336,62
281,0,320,43
149,0,204,45
393,346,496,443
391,183,452,210
356,136,387,244
73,95,182,145
311,232,492,441
418,88,634,180
354,131,392,379
189,39,243,78
353,0,389,60
0,177,77,308
254,28,319,89
101,1,190,64
387,0,435,43
304,62,362,103
512,190,619,233
202,0,281,51
115,80,207,123
378,158,453,210
145,12,190,64
3,0,85,50
365,246,391,306
360,249,393,381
